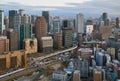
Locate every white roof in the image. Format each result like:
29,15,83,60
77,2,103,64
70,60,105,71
0,36,7,40
78,48,92,52
41,36,52,40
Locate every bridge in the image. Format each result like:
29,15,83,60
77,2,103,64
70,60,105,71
0,46,77,81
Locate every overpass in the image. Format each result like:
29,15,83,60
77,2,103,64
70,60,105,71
0,46,77,81
34,46,77,61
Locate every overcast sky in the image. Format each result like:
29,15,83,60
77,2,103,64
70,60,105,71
0,0,120,17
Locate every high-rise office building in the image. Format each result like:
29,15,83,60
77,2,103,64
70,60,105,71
116,17,120,28
53,20,61,33
21,14,29,25
102,12,110,26
0,10,5,35
31,15,37,25
19,9,26,16
4,16,9,29
76,13,84,33
14,13,21,32
62,19,75,28
35,17,47,51
42,11,49,33
6,29,19,51
20,24,33,49
9,10,17,28
63,20,68,28
35,17,47,40
62,28,73,48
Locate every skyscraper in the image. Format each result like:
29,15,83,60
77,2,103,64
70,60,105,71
6,29,19,51
14,13,21,32
62,28,73,48
0,10,5,35
35,17,47,40
20,24,33,49
21,14,29,25
4,16,9,29
9,10,17,28
116,17,120,28
76,13,84,34
102,12,110,26
53,20,61,33
19,9,26,16
42,11,49,33
35,17,47,51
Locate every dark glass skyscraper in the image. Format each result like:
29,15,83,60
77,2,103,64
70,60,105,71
42,11,50,33
102,12,110,26
116,17,120,28
9,10,17,28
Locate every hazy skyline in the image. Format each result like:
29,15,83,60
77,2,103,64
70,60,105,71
0,0,120,17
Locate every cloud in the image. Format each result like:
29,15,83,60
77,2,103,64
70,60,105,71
0,0,120,17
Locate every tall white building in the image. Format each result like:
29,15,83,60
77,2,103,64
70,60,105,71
0,10,5,35
76,13,84,33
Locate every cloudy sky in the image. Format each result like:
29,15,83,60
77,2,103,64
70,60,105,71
0,0,120,17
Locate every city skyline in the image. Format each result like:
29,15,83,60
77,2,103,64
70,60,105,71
0,0,120,17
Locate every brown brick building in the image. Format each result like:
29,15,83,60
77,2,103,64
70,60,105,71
35,16,47,40
35,16,47,51
0,36,9,53
53,33,63,49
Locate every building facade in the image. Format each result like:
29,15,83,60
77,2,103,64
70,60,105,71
0,10,5,35
52,70,68,81
0,38,37,70
62,28,73,48
53,33,63,49
0,36,9,53
40,36,53,52
6,29,19,51
78,59,89,77
23,38,37,54
53,20,61,33
42,11,49,33
35,17,47,51
76,13,84,33
9,10,17,28
99,26,112,40
14,13,21,32
20,24,33,49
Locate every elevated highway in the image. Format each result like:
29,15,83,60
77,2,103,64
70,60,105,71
0,46,77,81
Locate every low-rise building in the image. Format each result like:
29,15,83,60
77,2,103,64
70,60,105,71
23,38,37,54
40,36,53,52
0,38,38,70
93,70,102,81
99,26,112,40
77,48,93,60
73,70,81,81
52,70,68,81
